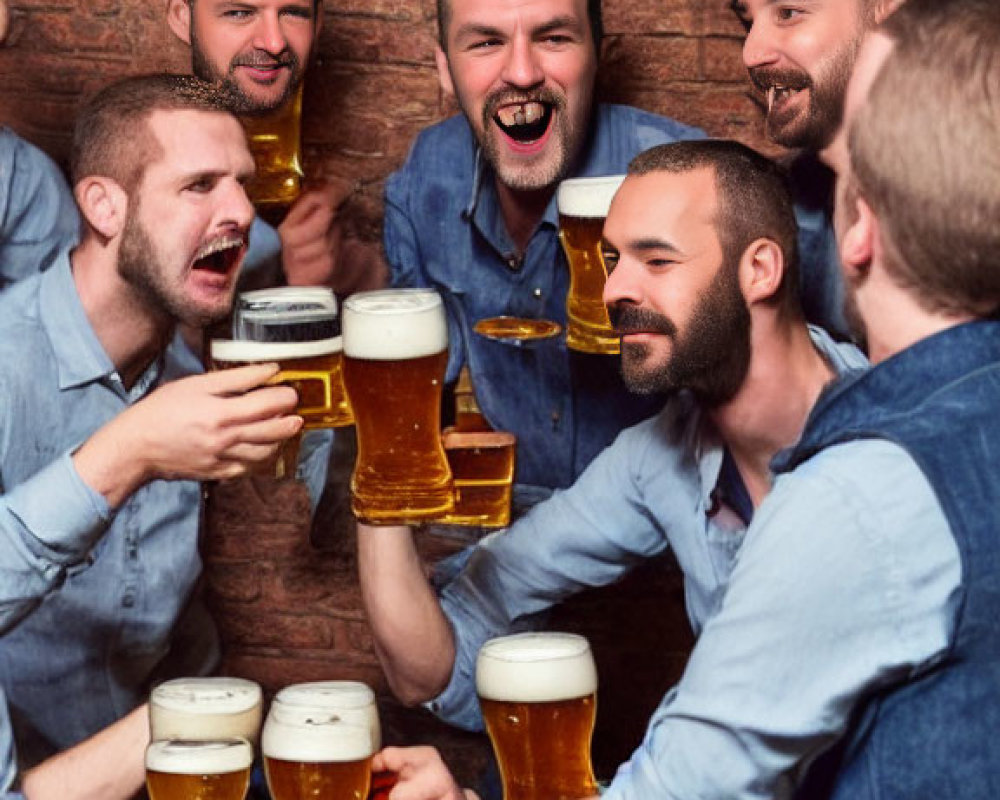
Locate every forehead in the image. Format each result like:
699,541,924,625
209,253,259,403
142,108,251,180
446,0,588,29
605,169,719,241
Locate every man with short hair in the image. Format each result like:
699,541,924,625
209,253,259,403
385,0,704,498
0,74,301,799
166,0,381,293
731,0,902,341
359,139,865,731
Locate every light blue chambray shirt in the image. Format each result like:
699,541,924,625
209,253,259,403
431,326,868,730
0,254,218,791
603,439,959,799
0,128,80,287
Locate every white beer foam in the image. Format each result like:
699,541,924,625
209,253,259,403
152,678,262,716
476,632,598,703
238,286,338,321
210,337,343,361
145,738,253,774
271,682,381,746
262,718,375,763
556,175,626,218
341,289,447,361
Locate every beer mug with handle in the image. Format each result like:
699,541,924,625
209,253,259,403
477,632,599,800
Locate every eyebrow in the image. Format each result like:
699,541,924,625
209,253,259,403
454,14,584,42
602,236,685,255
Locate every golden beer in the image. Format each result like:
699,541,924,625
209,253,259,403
440,429,516,528
145,738,253,800
262,712,374,800
477,633,599,800
341,289,454,525
149,678,262,745
241,83,304,212
557,175,626,355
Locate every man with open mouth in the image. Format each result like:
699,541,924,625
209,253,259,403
0,75,302,799
731,0,902,343
385,0,704,504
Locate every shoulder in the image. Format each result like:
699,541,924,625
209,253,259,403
596,103,706,147
386,116,477,206
0,278,49,398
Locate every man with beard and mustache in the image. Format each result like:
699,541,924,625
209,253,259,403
384,0,704,505
355,141,866,759
732,0,903,342
166,0,380,294
0,74,302,799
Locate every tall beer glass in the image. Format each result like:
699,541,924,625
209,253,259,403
242,84,304,212
341,288,454,524
149,677,263,745
476,632,599,800
146,738,253,800
557,175,625,355
262,710,374,800
232,286,354,429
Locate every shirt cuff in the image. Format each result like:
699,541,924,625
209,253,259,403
4,452,111,560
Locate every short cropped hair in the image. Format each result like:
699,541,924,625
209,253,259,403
437,0,602,51
849,0,1000,317
628,140,802,319
71,73,233,192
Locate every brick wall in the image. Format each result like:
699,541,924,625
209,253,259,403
1,0,762,787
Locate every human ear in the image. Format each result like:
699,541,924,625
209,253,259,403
435,45,456,98
166,0,192,45
75,177,129,240
740,238,785,305
840,196,876,279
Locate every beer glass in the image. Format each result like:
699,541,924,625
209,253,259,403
557,175,626,355
146,738,253,800
232,287,354,429
149,677,263,744
476,632,599,800
269,681,397,799
262,707,375,800
241,83,304,213
439,429,516,528
341,288,454,525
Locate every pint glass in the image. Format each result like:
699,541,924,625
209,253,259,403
262,710,374,800
241,84,304,212
149,677,263,744
269,681,397,799
476,632,599,800
439,429,516,528
341,289,454,524
146,738,253,800
557,175,626,355
232,287,354,429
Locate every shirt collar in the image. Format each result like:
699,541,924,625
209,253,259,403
39,249,164,397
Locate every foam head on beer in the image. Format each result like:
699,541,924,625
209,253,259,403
556,175,625,220
341,288,447,361
210,336,344,366
271,681,381,747
149,677,262,743
145,738,253,800
476,632,598,702
235,286,340,343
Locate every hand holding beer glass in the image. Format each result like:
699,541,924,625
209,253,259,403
341,289,454,524
477,632,599,800
557,175,625,355
262,693,376,800
146,738,253,800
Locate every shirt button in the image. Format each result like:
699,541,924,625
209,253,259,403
533,288,543,299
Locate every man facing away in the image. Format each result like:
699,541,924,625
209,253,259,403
0,74,302,799
166,0,384,293
358,139,865,731
732,0,903,341
385,0,705,499
374,0,1000,796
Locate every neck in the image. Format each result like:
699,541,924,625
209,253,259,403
71,238,174,390
494,179,555,254
708,314,837,507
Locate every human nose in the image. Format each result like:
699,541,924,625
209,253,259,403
222,180,255,232
252,10,288,55
501,35,544,88
742,20,779,70
603,257,641,309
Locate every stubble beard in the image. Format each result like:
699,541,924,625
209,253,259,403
613,261,752,407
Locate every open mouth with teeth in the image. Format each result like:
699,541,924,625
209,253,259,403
766,84,806,115
494,101,554,146
190,235,247,277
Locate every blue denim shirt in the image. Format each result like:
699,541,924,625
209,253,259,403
385,105,705,492
431,326,869,731
0,254,219,789
0,128,80,288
